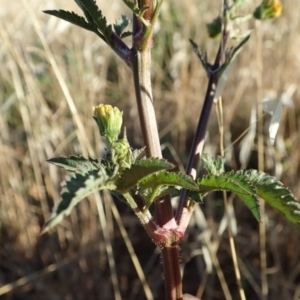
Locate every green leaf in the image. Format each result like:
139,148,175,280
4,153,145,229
78,0,110,41
130,147,145,163
139,171,198,191
120,31,133,39
202,153,225,176
74,0,98,25
197,172,260,221
105,24,113,42
189,191,203,203
114,15,131,36
240,170,300,228
121,0,140,14
42,163,115,233
138,171,199,206
116,158,175,192
43,10,96,32
47,155,99,172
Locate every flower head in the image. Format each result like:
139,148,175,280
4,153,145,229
93,104,123,143
253,0,283,20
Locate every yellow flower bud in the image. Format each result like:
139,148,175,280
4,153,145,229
253,0,283,20
93,104,123,143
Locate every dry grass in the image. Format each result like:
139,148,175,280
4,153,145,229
0,0,300,299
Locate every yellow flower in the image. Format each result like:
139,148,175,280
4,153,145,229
253,0,283,20
93,104,123,143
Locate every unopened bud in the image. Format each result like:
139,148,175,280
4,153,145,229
93,104,123,143
206,17,222,38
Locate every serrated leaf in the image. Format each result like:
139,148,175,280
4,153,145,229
105,24,113,41
130,147,145,163
202,153,225,176
114,15,131,36
139,171,198,191
74,0,98,25
197,172,260,221
78,0,110,41
43,10,96,32
138,171,199,206
47,155,99,172
189,191,203,203
42,164,115,233
240,170,300,228
140,184,170,207
116,158,175,192
120,31,132,39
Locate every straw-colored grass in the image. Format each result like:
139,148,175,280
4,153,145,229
0,0,299,299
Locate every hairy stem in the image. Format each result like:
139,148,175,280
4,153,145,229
160,235,182,300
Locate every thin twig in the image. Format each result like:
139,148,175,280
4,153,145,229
255,19,268,300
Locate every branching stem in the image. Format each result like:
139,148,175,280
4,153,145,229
176,32,228,224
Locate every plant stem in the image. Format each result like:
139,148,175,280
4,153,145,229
160,236,182,300
131,12,175,225
131,10,161,158
131,6,181,299
176,31,229,225
131,48,161,158
175,68,218,223
255,20,268,300
139,0,154,21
